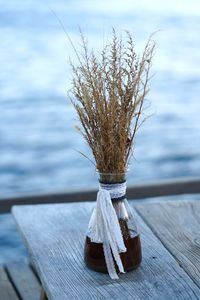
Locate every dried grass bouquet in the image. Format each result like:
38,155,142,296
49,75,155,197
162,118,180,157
71,30,155,175
70,30,155,279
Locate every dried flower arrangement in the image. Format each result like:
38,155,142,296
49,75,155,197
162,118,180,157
70,29,155,279
71,30,155,177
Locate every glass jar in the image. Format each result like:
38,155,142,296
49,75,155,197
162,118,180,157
84,172,142,274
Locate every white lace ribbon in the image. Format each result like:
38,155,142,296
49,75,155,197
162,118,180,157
87,182,127,279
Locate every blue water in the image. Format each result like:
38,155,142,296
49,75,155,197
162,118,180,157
0,0,200,262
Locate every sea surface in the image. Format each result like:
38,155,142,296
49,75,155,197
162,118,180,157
0,0,200,263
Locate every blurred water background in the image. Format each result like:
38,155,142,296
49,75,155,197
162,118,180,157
0,0,200,262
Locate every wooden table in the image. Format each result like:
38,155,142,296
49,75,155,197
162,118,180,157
12,200,200,300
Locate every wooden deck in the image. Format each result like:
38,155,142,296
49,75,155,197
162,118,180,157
12,200,200,300
1,177,200,299
0,262,42,300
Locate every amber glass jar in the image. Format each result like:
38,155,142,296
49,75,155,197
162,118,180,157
84,172,142,273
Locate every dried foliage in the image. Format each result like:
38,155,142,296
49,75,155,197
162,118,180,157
71,30,155,174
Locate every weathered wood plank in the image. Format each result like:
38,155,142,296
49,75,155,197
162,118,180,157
135,200,200,289
0,267,19,300
12,202,200,300
1,176,200,213
6,262,42,300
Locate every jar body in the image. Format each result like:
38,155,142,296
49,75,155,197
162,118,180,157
84,173,142,273
84,232,142,273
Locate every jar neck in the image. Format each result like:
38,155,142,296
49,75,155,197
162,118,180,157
98,172,127,184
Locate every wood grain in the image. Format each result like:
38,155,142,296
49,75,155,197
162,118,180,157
136,200,200,289
0,267,19,300
6,262,41,300
12,202,200,300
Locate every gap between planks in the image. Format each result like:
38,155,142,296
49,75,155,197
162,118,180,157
0,262,42,300
135,200,200,290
